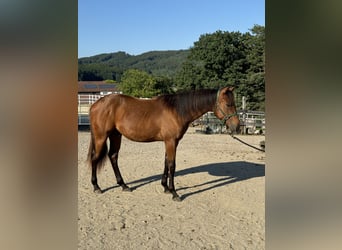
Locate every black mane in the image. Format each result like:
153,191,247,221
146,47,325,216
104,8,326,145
157,89,217,120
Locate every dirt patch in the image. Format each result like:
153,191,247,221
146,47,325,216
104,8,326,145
78,128,265,249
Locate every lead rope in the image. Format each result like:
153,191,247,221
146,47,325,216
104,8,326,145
230,134,265,152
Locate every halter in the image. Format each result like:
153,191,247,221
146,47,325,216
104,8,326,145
215,88,238,125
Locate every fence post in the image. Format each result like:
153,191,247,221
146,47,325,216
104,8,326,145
242,96,247,134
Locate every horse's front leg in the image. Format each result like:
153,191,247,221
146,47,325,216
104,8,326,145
168,158,181,201
164,140,181,201
161,155,170,193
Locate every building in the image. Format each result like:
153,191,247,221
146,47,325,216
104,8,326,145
78,81,121,125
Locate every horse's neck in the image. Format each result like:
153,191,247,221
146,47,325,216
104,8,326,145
187,106,213,122
184,94,216,123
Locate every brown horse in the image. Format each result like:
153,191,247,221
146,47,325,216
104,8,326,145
87,86,240,201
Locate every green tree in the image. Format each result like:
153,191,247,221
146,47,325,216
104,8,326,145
175,30,249,92
118,69,159,98
78,63,114,81
174,60,206,90
193,31,248,85
154,76,175,94
245,25,265,110
175,25,265,111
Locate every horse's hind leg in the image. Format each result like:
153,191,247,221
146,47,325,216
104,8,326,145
108,131,132,192
91,164,102,193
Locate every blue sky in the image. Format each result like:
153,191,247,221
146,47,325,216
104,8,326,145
78,0,264,58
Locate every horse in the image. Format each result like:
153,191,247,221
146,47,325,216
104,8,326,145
87,86,240,201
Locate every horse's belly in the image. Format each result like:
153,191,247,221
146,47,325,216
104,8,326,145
116,124,162,142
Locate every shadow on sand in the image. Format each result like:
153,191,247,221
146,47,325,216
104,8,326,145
102,161,264,200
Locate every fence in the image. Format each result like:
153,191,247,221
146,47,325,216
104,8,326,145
78,94,103,125
194,111,265,135
240,111,265,134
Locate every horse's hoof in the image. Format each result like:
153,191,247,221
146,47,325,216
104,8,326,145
172,196,182,202
164,188,171,194
94,188,103,194
122,186,132,192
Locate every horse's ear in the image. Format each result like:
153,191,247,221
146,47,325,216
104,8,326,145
227,86,234,92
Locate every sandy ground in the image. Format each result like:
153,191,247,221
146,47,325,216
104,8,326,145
78,128,265,249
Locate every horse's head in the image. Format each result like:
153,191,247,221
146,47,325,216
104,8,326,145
214,86,240,134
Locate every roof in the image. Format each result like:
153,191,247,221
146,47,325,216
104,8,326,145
78,81,119,93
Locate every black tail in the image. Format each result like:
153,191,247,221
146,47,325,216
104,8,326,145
87,126,108,171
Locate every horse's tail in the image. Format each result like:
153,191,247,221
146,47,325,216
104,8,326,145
87,125,108,171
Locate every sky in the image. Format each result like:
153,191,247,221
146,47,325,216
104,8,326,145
78,0,264,58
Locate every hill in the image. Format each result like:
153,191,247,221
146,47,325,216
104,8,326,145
78,50,190,81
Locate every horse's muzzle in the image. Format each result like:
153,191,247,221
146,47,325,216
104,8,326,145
227,122,240,135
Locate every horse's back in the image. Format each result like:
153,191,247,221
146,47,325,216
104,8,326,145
89,94,165,140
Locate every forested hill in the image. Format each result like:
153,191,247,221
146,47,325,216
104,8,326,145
78,50,190,81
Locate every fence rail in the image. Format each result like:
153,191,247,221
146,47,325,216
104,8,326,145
78,94,104,125
194,111,265,135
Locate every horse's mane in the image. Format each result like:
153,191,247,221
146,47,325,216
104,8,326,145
157,89,217,120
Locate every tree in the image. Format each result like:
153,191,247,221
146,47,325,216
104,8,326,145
244,25,265,110
78,63,115,81
118,69,159,98
174,61,206,90
175,25,265,111
154,76,175,95
175,30,249,107
176,30,249,91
